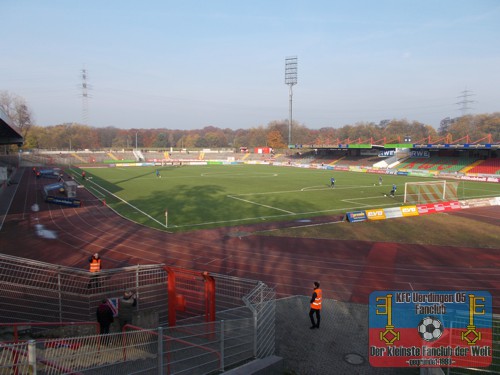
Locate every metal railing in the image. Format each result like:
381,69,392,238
0,253,169,324
0,315,268,374
448,315,499,374
0,253,276,374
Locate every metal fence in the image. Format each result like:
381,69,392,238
448,315,499,375
0,253,276,374
0,253,169,324
0,321,261,375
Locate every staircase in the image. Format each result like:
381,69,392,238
132,150,145,162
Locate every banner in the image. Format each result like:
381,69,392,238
383,207,404,219
379,150,395,157
417,201,461,215
410,150,430,158
369,290,492,368
365,209,386,220
460,198,495,209
107,298,119,317
461,176,500,183
346,211,367,223
400,205,419,217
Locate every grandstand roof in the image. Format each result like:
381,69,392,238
0,107,23,146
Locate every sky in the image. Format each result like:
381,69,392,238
2,0,500,130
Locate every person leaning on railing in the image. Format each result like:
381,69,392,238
119,290,137,330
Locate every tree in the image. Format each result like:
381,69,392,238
111,129,131,148
23,125,45,149
438,117,454,136
152,133,169,148
314,127,338,145
97,127,120,148
183,132,200,148
344,122,379,142
267,130,286,149
447,116,473,141
246,126,267,147
5,108,497,150
477,113,500,142
0,91,34,144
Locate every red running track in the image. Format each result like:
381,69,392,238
1,168,499,312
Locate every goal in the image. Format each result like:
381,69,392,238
404,180,458,204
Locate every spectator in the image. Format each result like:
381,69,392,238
96,299,114,335
119,290,137,330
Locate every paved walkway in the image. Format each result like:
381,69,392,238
0,167,24,231
275,296,419,375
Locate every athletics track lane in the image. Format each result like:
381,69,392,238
0,168,499,313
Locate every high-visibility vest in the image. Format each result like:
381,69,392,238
89,258,101,273
310,288,322,310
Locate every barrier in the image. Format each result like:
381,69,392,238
0,254,275,373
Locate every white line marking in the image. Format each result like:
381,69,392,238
227,195,295,214
301,186,330,191
200,172,278,177
87,179,167,228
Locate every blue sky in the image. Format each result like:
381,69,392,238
2,0,499,130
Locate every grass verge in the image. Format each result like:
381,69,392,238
261,211,500,249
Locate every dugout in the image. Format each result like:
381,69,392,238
37,168,62,179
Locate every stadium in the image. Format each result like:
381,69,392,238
0,112,499,374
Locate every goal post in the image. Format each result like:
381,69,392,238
404,180,459,204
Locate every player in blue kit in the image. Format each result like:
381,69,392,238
390,184,397,197
330,177,335,188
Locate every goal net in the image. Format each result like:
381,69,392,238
404,180,458,204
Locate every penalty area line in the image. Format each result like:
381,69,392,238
227,195,295,214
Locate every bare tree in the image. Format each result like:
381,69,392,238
0,91,34,138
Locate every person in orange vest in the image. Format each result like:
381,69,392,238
309,281,322,329
88,253,101,289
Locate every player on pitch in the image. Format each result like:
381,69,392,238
390,184,397,197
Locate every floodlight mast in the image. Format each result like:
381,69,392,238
285,56,298,146
81,68,90,125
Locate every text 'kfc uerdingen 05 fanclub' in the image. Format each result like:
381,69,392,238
369,290,492,368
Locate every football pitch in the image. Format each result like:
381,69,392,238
76,164,500,231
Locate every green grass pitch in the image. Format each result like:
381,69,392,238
75,164,500,232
